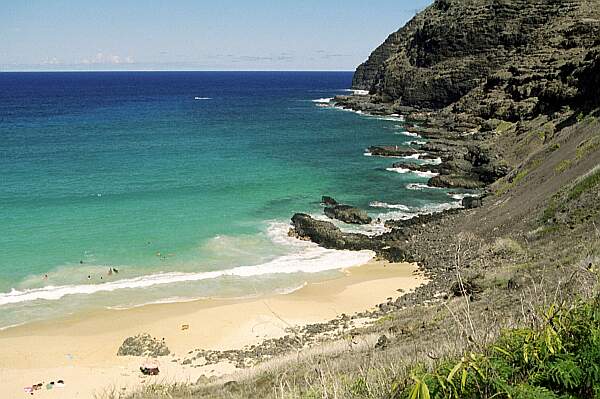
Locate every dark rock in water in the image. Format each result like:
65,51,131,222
462,196,483,209
117,333,170,357
368,145,421,157
321,196,338,206
324,204,372,225
291,213,378,251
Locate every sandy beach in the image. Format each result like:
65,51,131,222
0,260,425,399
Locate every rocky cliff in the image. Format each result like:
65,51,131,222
353,0,600,112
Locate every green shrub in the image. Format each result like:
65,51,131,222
396,297,600,398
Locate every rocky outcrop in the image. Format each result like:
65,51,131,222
321,196,338,207
324,205,372,225
319,196,372,225
429,174,485,189
353,0,595,111
290,213,377,251
117,333,170,357
462,196,483,209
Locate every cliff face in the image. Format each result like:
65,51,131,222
353,0,600,111
338,0,600,230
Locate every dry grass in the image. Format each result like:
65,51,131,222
107,225,600,399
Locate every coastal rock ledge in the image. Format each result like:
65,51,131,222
324,205,372,225
290,213,377,251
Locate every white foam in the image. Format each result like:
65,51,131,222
274,282,308,295
396,131,421,138
369,201,410,210
449,193,480,200
374,115,405,122
363,152,373,157
406,183,433,191
414,170,439,178
421,157,442,165
386,166,438,177
374,210,414,221
0,225,374,306
312,97,334,104
343,89,369,96
374,200,463,224
194,97,212,100
386,167,410,174
418,201,463,213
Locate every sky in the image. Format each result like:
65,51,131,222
0,0,433,71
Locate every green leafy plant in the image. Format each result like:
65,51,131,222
397,296,600,398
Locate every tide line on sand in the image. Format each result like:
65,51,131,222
0,239,374,306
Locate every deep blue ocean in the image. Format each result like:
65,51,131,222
0,72,462,328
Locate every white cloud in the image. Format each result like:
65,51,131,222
81,52,135,65
41,57,61,65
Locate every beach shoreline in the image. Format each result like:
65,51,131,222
0,259,426,399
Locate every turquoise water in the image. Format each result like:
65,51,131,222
0,72,460,328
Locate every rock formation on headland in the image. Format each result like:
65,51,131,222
333,0,600,192
353,0,600,112
295,0,600,264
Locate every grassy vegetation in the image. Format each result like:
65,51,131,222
495,168,529,196
576,136,600,161
542,166,600,227
554,159,572,174
396,297,600,399
567,167,600,202
495,121,515,134
106,226,600,399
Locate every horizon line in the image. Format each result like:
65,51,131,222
0,69,356,73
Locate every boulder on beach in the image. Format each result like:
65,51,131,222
117,333,170,357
